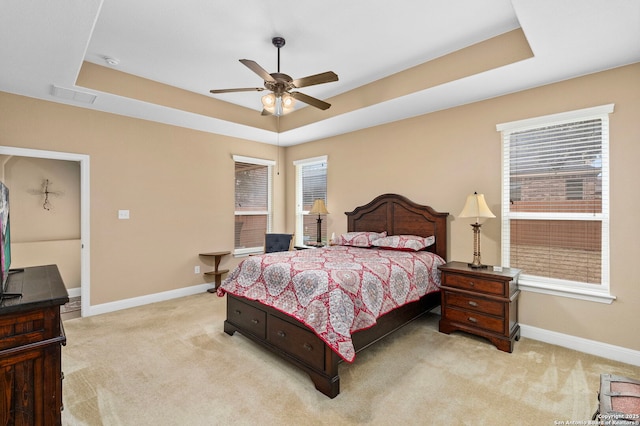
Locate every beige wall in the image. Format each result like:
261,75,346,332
3,156,81,288
5,156,80,241
12,240,81,289
1,62,637,353
286,63,640,352
0,94,283,305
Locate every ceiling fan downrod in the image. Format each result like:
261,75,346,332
272,37,285,73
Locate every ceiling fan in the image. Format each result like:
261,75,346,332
210,37,338,116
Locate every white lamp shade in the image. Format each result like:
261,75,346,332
459,192,495,221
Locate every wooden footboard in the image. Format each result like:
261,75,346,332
224,291,441,398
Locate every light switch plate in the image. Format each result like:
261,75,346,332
118,210,130,219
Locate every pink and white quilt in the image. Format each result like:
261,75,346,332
217,245,445,362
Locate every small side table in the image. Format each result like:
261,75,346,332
438,261,521,352
199,251,230,293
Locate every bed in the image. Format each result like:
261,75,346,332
217,193,448,398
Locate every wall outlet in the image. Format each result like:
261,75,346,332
194,266,200,274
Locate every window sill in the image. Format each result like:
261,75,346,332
233,248,262,257
518,279,616,304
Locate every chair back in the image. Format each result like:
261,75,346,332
264,233,294,253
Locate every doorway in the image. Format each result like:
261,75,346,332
0,146,90,316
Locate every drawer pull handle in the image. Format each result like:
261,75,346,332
468,281,475,287
277,330,286,338
251,319,259,324
234,309,242,315
303,343,313,352
468,301,478,307
468,317,478,323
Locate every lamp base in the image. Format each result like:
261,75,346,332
468,223,486,269
468,263,488,269
316,216,323,245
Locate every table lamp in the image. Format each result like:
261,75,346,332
459,192,495,268
309,199,329,246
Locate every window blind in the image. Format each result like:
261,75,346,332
499,105,611,291
233,156,274,255
294,156,327,246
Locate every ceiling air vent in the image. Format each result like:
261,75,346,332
50,85,97,104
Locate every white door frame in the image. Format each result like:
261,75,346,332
0,146,90,316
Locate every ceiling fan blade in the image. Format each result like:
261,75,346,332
291,71,338,89
240,59,276,83
290,92,331,110
209,87,265,94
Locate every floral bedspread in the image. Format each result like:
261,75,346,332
217,245,444,362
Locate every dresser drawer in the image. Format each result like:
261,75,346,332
0,307,62,351
227,297,266,339
443,291,504,317
268,316,324,371
442,273,505,296
444,307,505,335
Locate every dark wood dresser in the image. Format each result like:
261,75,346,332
438,261,521,353
0,265,69,425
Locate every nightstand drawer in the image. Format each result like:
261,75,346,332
443,291,504,317
444,307,505,334
442,273,504,296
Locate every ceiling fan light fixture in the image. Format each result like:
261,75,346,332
282,93,295,108
262,93,296,116
261,93,276,108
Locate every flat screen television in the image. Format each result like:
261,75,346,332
0,181,21,299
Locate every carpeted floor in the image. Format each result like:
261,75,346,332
61,293,639,425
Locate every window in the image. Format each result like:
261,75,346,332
497,104,614,303
294,156,327,246
233,155,275,256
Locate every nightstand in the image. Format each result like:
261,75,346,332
438,261,521,353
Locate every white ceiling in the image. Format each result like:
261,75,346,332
1,0,638,146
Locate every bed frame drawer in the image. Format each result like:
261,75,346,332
268,316,325,371
227,297,266,339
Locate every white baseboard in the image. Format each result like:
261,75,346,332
82,283,213,317
67,287,81,298
520,323,640,367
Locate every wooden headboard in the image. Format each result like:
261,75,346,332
345,193,449,260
